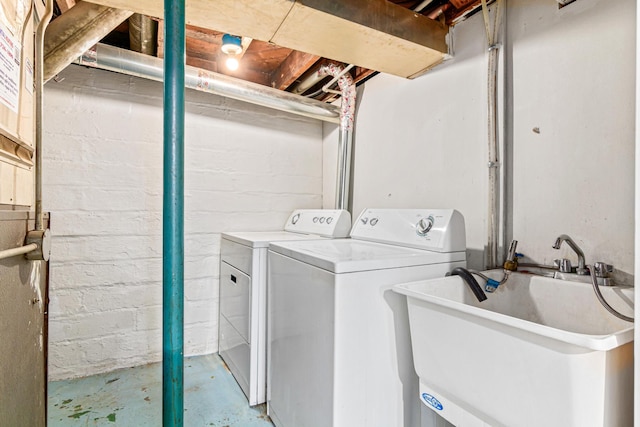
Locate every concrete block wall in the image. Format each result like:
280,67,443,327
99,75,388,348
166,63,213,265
44,65,323,380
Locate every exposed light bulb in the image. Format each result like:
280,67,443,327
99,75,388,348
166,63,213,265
226,56,239,71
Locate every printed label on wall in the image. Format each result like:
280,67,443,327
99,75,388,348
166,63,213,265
0,22,20,112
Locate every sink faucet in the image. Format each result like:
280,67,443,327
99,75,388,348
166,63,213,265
552,234,588,275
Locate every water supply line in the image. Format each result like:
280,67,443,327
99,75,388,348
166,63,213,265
162,0,185,424
73,43,340,124
481,0,505,268
587,265,633,322
317,64,356,211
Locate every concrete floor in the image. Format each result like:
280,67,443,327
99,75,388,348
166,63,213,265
48,354,274,426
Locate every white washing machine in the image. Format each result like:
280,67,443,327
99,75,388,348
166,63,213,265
219,209,351,406
267,208,467,427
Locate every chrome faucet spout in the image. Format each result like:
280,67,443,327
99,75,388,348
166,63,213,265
552,234,588,275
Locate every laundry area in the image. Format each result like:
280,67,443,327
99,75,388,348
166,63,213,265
0,0,637,426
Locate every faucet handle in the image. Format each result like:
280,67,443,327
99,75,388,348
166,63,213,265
593,262,614,278
554,258,572,273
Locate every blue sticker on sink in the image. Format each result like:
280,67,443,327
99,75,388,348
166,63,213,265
422,393,444,411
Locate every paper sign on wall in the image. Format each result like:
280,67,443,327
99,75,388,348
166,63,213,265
0,22,20,112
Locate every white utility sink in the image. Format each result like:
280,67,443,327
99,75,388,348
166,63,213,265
393,271,634,427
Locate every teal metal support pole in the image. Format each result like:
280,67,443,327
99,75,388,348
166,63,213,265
162,0,185,425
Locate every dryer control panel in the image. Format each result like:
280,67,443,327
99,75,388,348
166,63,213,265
351,209,466,253
284,209,351,238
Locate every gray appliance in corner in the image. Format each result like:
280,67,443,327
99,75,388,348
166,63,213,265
0,211,49,427
219,209,351,405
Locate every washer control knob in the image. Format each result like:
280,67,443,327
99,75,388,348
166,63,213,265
360,217,368,225
319,217,326,224
326,217,333,224
415,216,434,236
313,217,319,223
291,213,300,224
370,218,379,226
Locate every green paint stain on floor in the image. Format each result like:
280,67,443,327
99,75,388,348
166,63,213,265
68,411,90,419
48,354,273,426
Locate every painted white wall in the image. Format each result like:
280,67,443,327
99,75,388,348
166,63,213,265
509,0,635,277
327,0,635,279
44,65,323,380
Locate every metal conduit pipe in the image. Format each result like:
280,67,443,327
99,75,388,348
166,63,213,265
74,44,341,123
0,244,38,261
317,64,356,211
481,0,505,268
162,0,185,424
34,0,54,232
43,1,133,82
23,0,54,262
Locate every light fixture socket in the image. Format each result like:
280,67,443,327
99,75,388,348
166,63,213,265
221,34,243,55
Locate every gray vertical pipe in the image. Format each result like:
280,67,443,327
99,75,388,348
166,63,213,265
336,128,353,211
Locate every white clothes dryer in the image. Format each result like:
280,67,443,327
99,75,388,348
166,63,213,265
219,209,351,406
267,208,466,427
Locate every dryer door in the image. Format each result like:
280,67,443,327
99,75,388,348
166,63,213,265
220,261,251,343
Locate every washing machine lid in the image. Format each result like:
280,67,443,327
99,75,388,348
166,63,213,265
221,209,351,248
222,231,328,248
269,239,466,274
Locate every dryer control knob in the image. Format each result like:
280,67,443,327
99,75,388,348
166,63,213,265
370,218,379,226
326,217,334,224
415,216,434,236
319,217,326,224
313,217,319,223
291,213,300,224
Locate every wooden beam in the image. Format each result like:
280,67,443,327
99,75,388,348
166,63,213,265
85,0,294,42
185,26,220,44
55,0,76,13
269,50,320,91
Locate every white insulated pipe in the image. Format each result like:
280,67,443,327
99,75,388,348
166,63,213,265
317,64,356,211
74,44,341,124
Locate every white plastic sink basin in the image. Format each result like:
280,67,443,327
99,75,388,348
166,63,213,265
393,271,634,427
